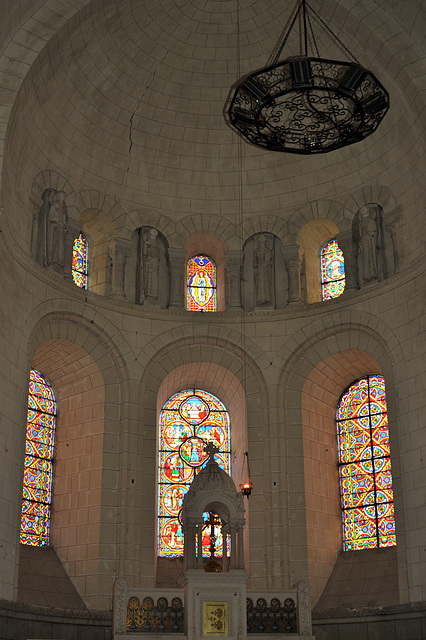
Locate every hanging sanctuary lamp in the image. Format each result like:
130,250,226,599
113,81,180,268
228,0,389,154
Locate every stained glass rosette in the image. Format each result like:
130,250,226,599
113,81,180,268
187,256,216,312
337,375,396,550
72,233,88,289
21,370,56,546
321,240,345,301
158,389,230,557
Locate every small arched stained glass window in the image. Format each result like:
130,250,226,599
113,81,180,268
72,233,88,289
158,389,230,557
21,370,56,547
187,255,216,312
337,375,396,551
321,239,345,300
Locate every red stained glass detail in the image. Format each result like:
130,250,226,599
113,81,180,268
337,375,396,550
187,255,216,312
321,240,345,301
158,389,230,557
20,370,56,546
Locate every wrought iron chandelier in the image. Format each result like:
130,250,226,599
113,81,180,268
228,0,389,155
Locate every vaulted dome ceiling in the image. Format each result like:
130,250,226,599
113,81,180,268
1,0,424,251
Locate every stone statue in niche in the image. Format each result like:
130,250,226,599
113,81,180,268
32,188,67,273
32,188,54,266
141,227,161,305
254,233,273,306
358,205,380,282
47,190,68,272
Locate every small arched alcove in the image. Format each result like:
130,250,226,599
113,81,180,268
297,219,341,304
79,208,116,297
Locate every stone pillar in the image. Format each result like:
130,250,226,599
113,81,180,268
111,239,131,299
64,220,82,281
297,580,313,636
230,527,237,569
226,250,242,309
237,525,244,569
196,522,203,568
282,244,302,305
336,229,358,291
168,248,186,309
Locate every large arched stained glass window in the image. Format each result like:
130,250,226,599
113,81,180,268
337,375,396,551
72,233,88,289
321,239,345,301
187,255,216,312
21,370,56,547
158,389,230,557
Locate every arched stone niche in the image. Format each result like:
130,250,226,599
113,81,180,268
31,189,69,275
297,219,340,304
353,203,396,286
79,208,116,297
282,324,402,607
242,232,287,311
125,226,169,307
24,339,108,608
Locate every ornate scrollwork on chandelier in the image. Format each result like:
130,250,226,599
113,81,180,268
228,57,389,155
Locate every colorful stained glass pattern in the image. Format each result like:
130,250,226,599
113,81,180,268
158,389,230,557
72,233,88,289
321,239,345,300
20,370,56,546
337,375,396,551
187,255,216,312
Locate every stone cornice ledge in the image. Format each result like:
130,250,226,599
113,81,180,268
0,598,112,623
313,600,426,621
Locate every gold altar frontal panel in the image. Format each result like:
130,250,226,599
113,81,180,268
203,601,228,636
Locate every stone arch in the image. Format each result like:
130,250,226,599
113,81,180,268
240,214,288,246
30,170,75,210
129,328,271,590
287,200,349,245
75,190,126,231
176,214,235,247
278,318,404,605
124,209,175,243
344,185,398,217
22,310,130,610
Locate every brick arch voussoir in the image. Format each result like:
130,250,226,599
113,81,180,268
176,214,236,247
286,200,349,245
23,306,133,397
124,209,175,243
278,312,401,400
75,189,126,231
140,328,268,400
239,215,288,245
30,170,76,210
344,185,398,216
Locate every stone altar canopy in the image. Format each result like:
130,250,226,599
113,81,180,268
112,443,315,639
177,441,248,640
